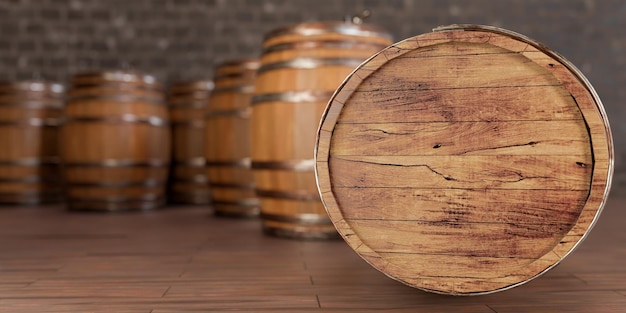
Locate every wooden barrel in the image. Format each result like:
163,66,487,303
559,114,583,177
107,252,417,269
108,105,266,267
167,80,213,205
0,80,65,204
250,21,393,239
205,59,260,217
60,71,170,211
315,25,613,294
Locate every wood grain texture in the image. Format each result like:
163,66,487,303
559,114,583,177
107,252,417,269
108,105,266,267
167,80,212,205
205,60,260,217
315,25,613,295
0,81,64,204
0,197,624,311
251,21,393,239
60,71,170,211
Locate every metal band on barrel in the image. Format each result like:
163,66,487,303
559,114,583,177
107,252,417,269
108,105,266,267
168,101,207,108
212,72,256,81
66,95,165,105
263,40,390,54
72,71,159,86
210,85,255,94
264,22,393,42
251,91,334,105
251,159,314,172
171,119,205,127
0,117,63,127
255,188,320,201
168,81,214,94
206,158,251,168
215,60,261,72
66,199,164,211
212,198,260,207
66,194,163,203
0,176,61,184
63,115,168,126
66,179,165,188
0,191,62,205
258,58,365,74
205,108,251,119
260,212,331,225
171,176,208,184
0,81,64,94
173,157,205,167
209,182,255,190
0,100,64,108
0,157,60,166
63,159,169,167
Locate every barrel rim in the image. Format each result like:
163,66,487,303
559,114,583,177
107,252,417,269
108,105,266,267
314,24,614,295
168,80,215,93
71,70,160,86
0,80,65,94
263,21,393,44
215,59,261,71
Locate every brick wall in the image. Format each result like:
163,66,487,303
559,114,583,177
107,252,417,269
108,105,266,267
1,0,625,193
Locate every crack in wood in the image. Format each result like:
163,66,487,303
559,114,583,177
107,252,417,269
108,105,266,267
458,141,539,155
337,157,458,181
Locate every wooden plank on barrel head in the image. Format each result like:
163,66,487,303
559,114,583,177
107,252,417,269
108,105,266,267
329,155,592,190
331,120,591,156
314,25,613,295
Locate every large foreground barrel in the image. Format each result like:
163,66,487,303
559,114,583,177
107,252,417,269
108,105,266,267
205,60,260,217
315,25,613,294
0,80,64,204
61,71,170,211
168,80,213,205
251,21,393,239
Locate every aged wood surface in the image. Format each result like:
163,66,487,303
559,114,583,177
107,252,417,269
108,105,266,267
250,22,393,238
0,196,623,312
60,71,171,211
167,80,212,205
315,25,613,294
0,81,64,204
205,60,260,217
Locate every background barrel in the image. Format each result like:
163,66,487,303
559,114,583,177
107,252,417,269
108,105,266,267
168,80,213,205
0,80,65,205
60,71,170,211
250,21,393,239
205,59,260,217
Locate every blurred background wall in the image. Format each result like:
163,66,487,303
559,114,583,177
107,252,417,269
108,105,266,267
1,0,624,194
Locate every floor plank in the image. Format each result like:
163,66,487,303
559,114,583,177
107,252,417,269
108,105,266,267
0,196,624,312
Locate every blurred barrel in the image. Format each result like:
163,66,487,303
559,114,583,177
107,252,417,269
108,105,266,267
251,21,393,239
0,80,64,205
60,71,170,211
205,59,260,217
168,80,213,205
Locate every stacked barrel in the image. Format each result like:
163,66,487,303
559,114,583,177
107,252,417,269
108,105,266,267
60,71,170,211
168,80,213,205
0,17,396,241
205,60,260,217
250,21,393,239
0,80,65,205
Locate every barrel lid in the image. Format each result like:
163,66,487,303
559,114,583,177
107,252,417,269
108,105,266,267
71,70,160,87
315,24,613,295
213,59,260,81
264,21,393,43
169,80,214,92
216,59,261,71
0,80,64,94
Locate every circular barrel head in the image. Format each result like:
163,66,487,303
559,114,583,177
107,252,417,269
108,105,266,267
315,24,613,295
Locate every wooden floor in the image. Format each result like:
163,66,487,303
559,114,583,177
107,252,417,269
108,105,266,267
0,196,624,312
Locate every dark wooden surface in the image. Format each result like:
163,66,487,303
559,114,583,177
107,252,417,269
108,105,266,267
0,196,624,312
